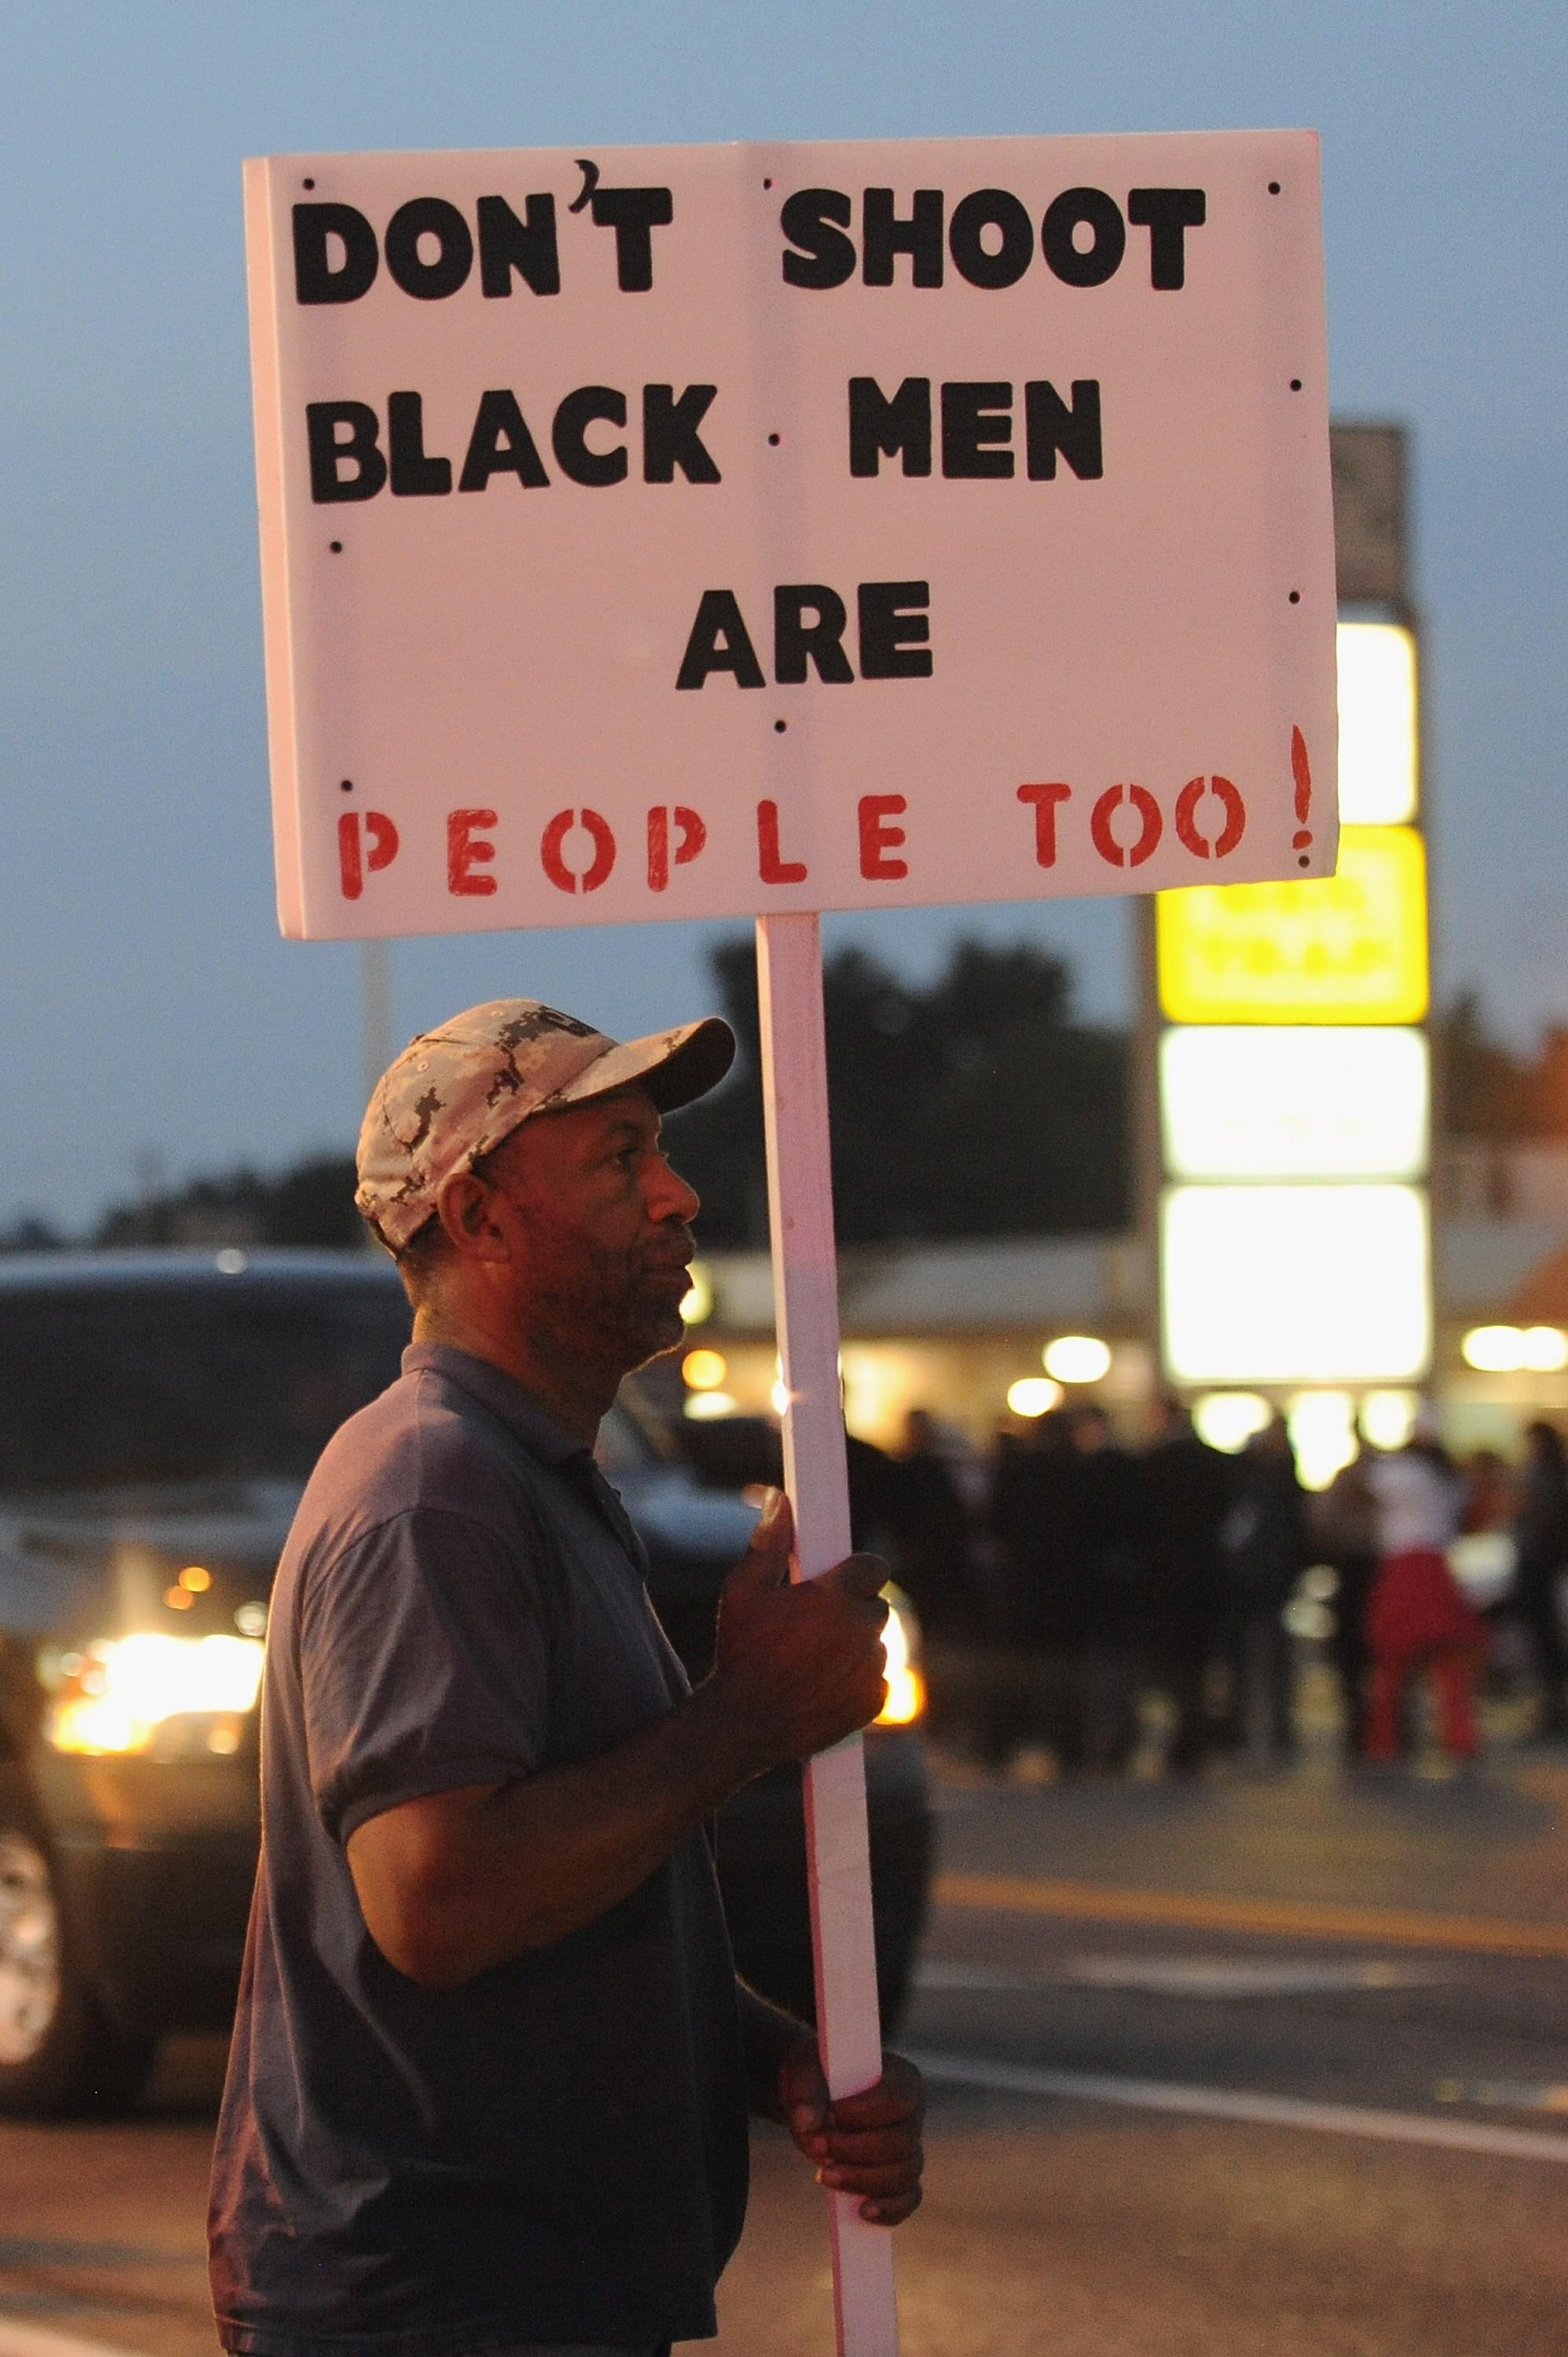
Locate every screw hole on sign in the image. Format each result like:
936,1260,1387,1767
1290,379,1302,391
768,433,781,446
1299,856,1311,868
303,178,315,190
763,177,773,189
774,719,787,733
329,540,343,552
339,778,354,793
1288,591,1301,604
1268,181,1281,194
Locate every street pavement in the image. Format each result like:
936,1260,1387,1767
2,1731,1566,2356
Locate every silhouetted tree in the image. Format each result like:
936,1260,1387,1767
1433,990,1532,1138
95,1156,359,1250
667,936,1129,1244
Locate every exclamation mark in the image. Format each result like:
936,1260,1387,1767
1291,727,1313,867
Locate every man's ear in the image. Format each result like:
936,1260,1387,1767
433,1169,512,1264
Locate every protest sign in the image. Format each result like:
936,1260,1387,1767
246,132,1335,940
246,132,1335,2357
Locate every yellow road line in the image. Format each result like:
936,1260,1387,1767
935,1872,1568,1959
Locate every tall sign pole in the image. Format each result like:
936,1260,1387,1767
757,909,896,2352
245,133,1335,2351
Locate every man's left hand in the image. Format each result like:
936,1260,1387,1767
778,2043,925,2225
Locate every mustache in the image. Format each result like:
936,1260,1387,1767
639,1225,695,1274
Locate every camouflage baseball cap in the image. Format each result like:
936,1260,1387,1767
355,998,735,1251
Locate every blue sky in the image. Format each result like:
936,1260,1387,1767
1,2,1563,1230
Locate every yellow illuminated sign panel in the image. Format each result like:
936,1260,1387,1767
1157,826,1428,1025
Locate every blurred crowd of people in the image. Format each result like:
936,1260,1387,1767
851,1400,1568,1778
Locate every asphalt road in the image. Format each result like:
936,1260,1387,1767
3,1747,1566,2357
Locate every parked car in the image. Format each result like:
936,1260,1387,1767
0,1250,931,2116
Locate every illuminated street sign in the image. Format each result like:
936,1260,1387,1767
1337,622,1417,824
1160,1025,1429,1179
1156,825,1427,1025
1163,1182,1431,1384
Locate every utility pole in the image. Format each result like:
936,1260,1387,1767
360,940,395,1111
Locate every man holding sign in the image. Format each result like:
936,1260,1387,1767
207,996,923,2357
239,130,1335,2352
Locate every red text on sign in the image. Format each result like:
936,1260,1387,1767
1089,783,1163,868
1016,782,1073,867
647,805,707,891
338,809,400,900
858,794,909,880
448,808,498,896
541,808,616,893
757,800,808,885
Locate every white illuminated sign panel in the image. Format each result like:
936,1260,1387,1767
1336,622,1416,824
245,132,1335,938
1163,1182,1431,1384
1160,1025,1428,1180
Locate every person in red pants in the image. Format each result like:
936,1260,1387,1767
1365,1432,1486,1762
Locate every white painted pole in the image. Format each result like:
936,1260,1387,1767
755,911,899,2357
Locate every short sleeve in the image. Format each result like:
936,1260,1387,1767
299,1506,554,1845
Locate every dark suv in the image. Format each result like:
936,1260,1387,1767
0,1252,931,2115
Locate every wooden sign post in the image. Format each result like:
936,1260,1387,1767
758,909,896,2350
244,130,1336,2353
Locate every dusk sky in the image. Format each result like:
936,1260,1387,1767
2,2,1562,1233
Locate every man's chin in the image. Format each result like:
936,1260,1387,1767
623,1295,690,1370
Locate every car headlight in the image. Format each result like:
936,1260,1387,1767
46,1633,265,1758
875,1597,925,1727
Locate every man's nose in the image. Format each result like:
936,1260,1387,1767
647,1154,701,1225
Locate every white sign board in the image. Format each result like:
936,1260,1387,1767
244,133,1335,940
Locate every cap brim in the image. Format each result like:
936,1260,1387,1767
548,1017,736,1117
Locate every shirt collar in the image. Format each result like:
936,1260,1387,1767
401,1341,589,1468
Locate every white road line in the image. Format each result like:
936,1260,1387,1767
911,2049,1568,2166
0,2325,145,2357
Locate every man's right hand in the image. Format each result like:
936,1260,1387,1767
706,1490,889,1769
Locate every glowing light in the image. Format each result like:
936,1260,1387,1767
1160,1027,1428,1182
679,1261,714,1325
47,1634,265,1756
875,1602,925,1725
1359,1389,1419,1450
234,1602,269,1637
1286,1391,1358,1491
215,1248,247,1275
683,1390,738,1420
1461,1326,1521,1373
1042,1336,1112,1384
1192,1392,1272,1453
1163,1185,1431,1384
1156,827,1429,1026
1461,1324,1568,1374
1006,1377,1064,1418
771,1379,791,1416
178,1565,212,1593
1337,622,1418,824
681,1347,729,1391
163,1585,195,1611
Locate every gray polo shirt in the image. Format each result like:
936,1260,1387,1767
208,1343,749,2357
